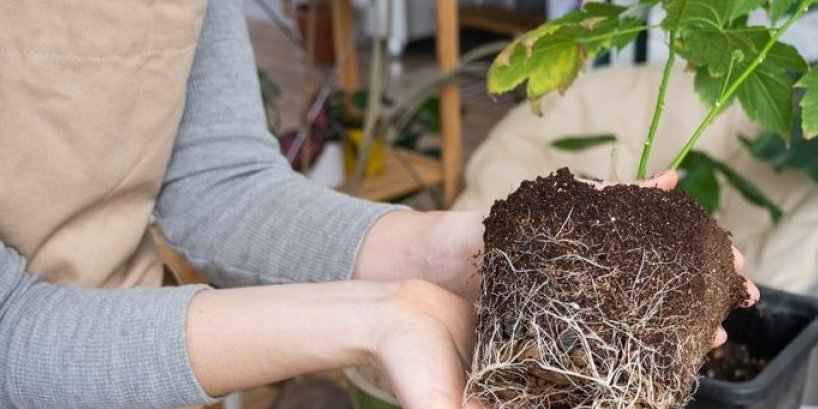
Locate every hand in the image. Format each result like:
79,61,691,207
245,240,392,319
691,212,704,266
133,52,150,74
186,280,477,409
368,280,480,409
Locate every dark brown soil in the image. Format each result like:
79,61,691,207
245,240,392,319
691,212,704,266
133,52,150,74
701,342,768,382
469,168,748,409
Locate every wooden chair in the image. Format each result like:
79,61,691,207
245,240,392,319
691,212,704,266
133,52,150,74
331,0,463,208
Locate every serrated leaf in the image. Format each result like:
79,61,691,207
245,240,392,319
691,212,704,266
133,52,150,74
679,150,782,222
742,111,818,183
551,134,617,151
796,69,818,139
488,41,538,94
745,31,809,73
737,63,794,135
694,65,735,109
678,152,721,212
524,27,585,110
732,0,766,20
487,3,645,106
770,0,800,23
663,0,735,33
712,155,783,223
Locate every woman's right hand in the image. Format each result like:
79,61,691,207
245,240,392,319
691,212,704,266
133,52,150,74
186,279,479,409
367,280,480,409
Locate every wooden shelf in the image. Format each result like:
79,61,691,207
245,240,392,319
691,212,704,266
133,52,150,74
459,5,543,36
349,148,443,202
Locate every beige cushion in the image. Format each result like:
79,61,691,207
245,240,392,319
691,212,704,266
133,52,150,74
454,64,818,294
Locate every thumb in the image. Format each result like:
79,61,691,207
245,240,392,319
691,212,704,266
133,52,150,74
382,333,469,409
636,170,678,191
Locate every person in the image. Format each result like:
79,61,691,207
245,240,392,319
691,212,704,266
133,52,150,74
0,1,758,409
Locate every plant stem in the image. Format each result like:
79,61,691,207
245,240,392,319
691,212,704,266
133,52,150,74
637,30,677,179
669,0,813,170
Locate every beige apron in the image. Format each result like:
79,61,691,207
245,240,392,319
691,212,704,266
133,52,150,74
0,1,206,288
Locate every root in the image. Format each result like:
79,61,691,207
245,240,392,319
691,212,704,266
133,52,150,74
467,212,708,409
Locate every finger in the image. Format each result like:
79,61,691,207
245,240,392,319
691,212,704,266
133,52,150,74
732,246,745,273
741,279,761,308
712,327,728,348
465,397,487,409
383,333,468,409
635,170,678,191
583,170,678,191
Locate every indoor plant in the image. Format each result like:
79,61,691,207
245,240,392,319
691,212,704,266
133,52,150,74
467,1,818,408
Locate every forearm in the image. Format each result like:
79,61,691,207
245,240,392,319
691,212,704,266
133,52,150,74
157,0,399,287
186,282,383,396
0,244,214,409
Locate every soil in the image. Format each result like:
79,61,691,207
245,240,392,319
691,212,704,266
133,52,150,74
702,342,768,382
468,168,749,409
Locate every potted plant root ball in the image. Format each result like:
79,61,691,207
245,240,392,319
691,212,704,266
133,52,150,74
466,1,818,407
467,168,748,408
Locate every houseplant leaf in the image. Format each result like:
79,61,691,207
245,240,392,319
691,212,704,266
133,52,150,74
770,0,801,23
678,151,721,213
551,134,617,151
667,0,805,135
797,69,818,139
713,156,783,223
487,3,644,112
742,109,818,183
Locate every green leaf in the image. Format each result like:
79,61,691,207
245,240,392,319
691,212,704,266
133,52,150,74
487,3,645,109
742,113,818,183
551,134,617,151
525,27,585,104
797,69,818,139
667,0,804,135
663,0,737,34
736,63,794,136
694,65,736,109
678,152,721,213
732,0,766,20
678,151,782,222
770,0,800,23
712,155,783,223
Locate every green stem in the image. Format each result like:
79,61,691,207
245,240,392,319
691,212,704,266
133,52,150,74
578,25,654,45
669,0,813,170
637,30,678,179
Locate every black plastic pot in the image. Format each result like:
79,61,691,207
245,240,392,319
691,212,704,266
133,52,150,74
688,286,818,409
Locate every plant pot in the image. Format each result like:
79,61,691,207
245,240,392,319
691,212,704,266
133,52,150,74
688,285,818,409
344,367,401,409
343,128,387,177
295,4,335,65
307,141,345,188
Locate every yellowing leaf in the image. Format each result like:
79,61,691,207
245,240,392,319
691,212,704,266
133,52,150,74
797,69,818,139
487,42,531,94
486,2,643,107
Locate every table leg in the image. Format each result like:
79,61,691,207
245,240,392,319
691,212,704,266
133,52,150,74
436,0,463,208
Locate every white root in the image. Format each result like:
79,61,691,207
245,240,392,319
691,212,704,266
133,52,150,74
467,212,706,409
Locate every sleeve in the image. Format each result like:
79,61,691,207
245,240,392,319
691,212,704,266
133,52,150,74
153,0,400,288
0,243,216,409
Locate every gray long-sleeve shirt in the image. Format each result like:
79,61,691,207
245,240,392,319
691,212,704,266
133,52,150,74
0,1,395,407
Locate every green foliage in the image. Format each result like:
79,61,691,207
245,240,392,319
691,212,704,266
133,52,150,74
770,0,801,22
797,68,818,139
678,151,782,222
487,0,815,220
487,3,642,113
551,134,617,151
742,108,818,182
667,0,808,135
